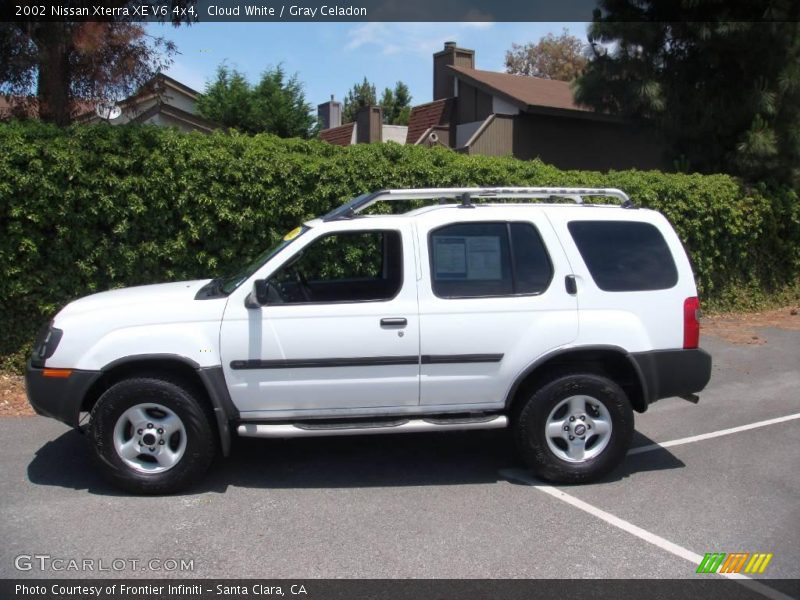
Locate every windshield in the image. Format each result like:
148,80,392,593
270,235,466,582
220,226,309,293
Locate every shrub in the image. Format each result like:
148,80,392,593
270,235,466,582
1,121,798,371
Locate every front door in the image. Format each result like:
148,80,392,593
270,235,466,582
220,224,419,415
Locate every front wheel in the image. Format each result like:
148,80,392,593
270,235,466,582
89,377,217,494
514,373,633,484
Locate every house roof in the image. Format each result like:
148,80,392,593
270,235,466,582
319,122,355,146
153,73,201,99
0,96,95,120
75,73,203,121
114,73,201,109
448,65,606,118
128,102,218,133
405,98,454,144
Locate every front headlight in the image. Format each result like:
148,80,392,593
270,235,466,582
31,321,63,368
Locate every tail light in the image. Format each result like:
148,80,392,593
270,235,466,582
683,296,701,349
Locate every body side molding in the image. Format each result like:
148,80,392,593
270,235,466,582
231,354,505,370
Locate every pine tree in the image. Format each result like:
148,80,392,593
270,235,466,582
342,77,377,124
575,2,800,185
380,81,412,125
196,64,316,138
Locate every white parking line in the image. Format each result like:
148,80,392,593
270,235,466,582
501,469,794,600
627,413,800,456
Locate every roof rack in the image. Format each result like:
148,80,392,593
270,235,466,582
321,187,632,221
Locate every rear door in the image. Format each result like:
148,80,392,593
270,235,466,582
416,213,578,407
548,212,693,351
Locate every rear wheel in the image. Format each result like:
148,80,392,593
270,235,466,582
89,377,217,494
514,373,633,483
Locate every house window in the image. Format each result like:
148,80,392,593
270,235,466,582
268,230,403,304
429,222,552,298
568,221,678,291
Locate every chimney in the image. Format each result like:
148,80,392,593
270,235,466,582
317,94,342,130
433,41,475,100
356,105,383,144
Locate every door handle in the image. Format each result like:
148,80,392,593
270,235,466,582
565,275,577,295
380,317,407,327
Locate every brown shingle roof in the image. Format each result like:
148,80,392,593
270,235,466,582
405,98,454,144
319,122,355,146
448,65,591,114
0,96,96,120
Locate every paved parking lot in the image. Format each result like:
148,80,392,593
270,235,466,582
0,330,798,594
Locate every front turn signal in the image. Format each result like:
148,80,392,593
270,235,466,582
42,368,72,378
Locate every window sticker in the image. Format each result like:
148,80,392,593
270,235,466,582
434,235,502,280
466,236,502,280
434,237,467,278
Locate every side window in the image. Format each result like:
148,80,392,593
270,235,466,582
568,221,678,292
510,222,554,294
268,230,403,304
429,222,553,298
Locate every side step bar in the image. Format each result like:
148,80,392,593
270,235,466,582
237,415,508,439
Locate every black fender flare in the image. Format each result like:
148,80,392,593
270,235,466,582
100,354,238,456
503,345,650,412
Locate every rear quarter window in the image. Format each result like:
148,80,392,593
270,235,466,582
568,220,678,292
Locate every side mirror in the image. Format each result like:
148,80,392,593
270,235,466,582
255,279,270,304
245,279,270,309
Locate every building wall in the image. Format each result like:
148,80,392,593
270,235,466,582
456,81,493,125
466,115,514,156
492,96,519,116
456,120,484,147
144,112,199,133
382,125,409,144
512,114,666,171
162,90,197,115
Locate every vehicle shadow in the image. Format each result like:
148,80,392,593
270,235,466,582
27,427,684,496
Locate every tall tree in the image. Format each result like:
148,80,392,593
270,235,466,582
342,77,377,123
505,29,588,81
196,64,316,138
575,2,800,185
195,65,254,131
1,17,182,125
251,66,316,138
380,81,412,125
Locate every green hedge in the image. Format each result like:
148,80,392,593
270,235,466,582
1,121,798,372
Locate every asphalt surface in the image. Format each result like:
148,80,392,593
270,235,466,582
1,329,798,584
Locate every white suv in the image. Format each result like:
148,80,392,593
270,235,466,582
27,187,712,493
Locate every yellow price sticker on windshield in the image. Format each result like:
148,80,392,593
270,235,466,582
283,226,303,241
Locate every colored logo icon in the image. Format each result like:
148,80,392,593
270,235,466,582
696,552,773,574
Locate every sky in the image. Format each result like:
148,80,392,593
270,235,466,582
146,22,589,108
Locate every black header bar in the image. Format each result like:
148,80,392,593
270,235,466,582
2,0,795,23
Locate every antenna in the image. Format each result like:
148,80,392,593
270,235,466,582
95,102,121,121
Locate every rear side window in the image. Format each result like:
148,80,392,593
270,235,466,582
568,221,678,292
429,222,552,298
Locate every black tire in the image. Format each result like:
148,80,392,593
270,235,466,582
514,372,633,484
89,376,217,494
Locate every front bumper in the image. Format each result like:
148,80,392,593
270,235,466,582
25,361,102,427
630,348,712,406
